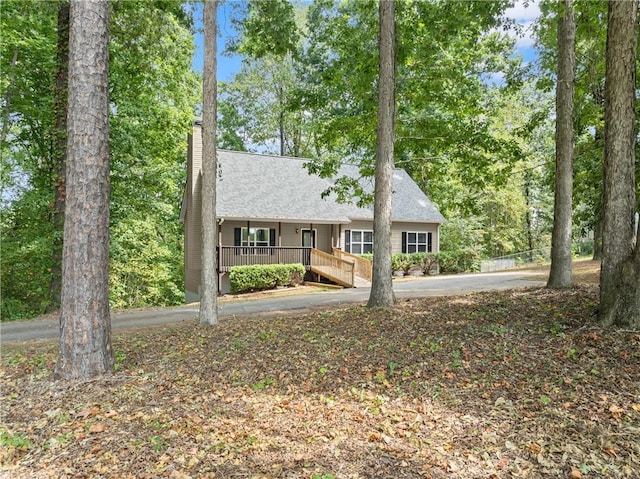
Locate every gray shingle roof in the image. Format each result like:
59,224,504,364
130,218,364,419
215,150,445,224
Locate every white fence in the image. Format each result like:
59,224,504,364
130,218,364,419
480,240,594,273
480,247,551,273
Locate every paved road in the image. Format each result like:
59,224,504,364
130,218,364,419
0,270,545,345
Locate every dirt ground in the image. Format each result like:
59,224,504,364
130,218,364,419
3,259,638,479
524,258,601,285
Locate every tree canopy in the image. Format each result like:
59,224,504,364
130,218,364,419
1,0,200,320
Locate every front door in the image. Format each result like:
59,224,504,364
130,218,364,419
302,229,316,248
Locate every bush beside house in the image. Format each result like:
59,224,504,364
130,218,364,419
229,264,305,294
391,253,440,276
386,251,480,276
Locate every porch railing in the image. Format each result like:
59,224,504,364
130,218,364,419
218,246,311,272
332,248,373,281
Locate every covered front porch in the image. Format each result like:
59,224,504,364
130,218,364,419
217,246,372,290
185,219,374,300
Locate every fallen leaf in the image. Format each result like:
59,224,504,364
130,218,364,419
609,404,624,419
528,443,542,453
569,467,582,478
89,423,106,434
77,407,99,419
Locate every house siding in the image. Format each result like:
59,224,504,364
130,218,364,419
338,220,440,255
183,124,445,301
339,220,374,252
391,222,440,253
221,221,334,253
184,126,203,303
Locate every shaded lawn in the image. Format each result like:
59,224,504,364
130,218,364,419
1,284,639,478
521,258,601,286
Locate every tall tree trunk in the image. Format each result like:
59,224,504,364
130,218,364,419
524,170,534,262
200,0,219,326
367,0,396,308
599,0,640,328
55,0,113,379
592,212,603,260
278,85,285,156
48,0,70,313
592,121,605,262
548,0,576,289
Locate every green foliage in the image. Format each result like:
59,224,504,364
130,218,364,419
389,252,440,275
218,4,310,157
109,218,184,310
437,251,481,274
251,376,274,390
218,54,310,156
1,1,200,320
1,189,54,320
0,430,32,449
229,264,305,294
438,218,484,273
300,0,521,199
231,0,300,59
391,254,412,274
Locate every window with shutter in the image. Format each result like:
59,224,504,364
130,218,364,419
403,231,431,253
346,230,373,254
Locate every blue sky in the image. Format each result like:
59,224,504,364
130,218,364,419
192,0,541,81
191,2,243,81
503,0,541,63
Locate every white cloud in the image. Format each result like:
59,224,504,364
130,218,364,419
505,0,541,23
503,0,540,56
514,21,536,49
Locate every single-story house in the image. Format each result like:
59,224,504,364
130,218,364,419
180,123,445,301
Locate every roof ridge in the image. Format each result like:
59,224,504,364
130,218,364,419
218,149,310,162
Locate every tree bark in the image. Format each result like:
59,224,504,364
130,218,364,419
524,171,534,262
547,0,575,289
599,0,640,328
200,0,219,326
592,213,603,261
367,0,396,308
278,85,285,156
55,0,113,379
48,0,70,313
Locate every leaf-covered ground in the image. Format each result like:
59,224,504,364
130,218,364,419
2,282,639,478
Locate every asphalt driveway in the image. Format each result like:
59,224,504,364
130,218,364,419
1,270,545,345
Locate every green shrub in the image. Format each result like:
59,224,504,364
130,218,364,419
391,253,413,274
438,218,484,273
421,253,439,275
229,263,305,294
437,250,480,274
572,241,593,257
